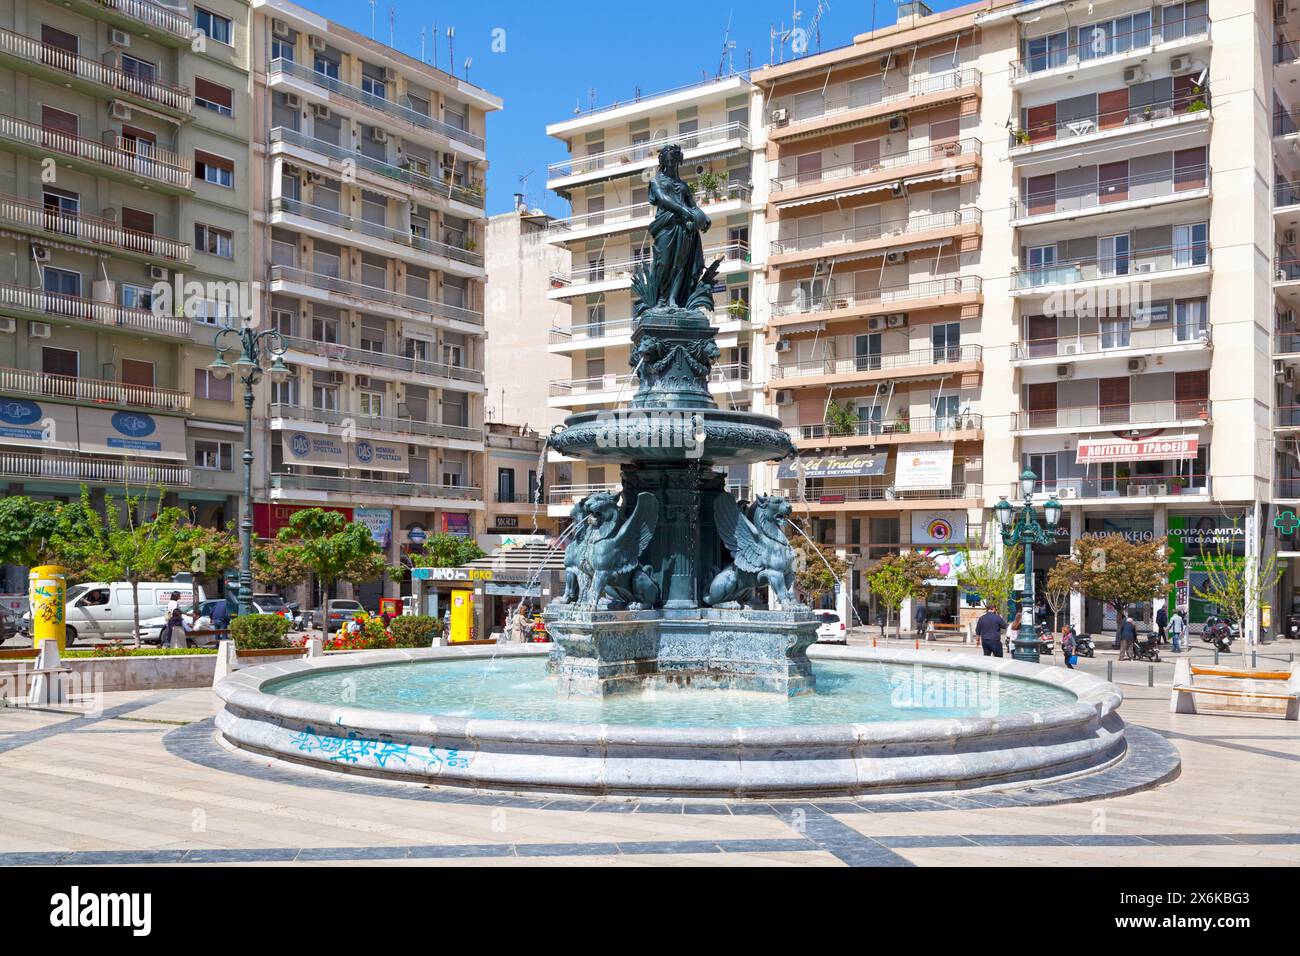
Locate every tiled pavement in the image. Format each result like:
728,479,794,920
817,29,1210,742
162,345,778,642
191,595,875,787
0,679,1297,867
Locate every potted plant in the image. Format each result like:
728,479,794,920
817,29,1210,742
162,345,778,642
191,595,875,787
825,399,858,438
1170,476,1187,495
1012,128,1030,145
697,169,723,202
1141,105,1154,122
1186,85,1208,113
726,299,749,320
895,409,911,434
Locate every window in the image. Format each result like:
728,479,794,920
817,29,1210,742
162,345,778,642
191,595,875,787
121,55,156,83
193,368,233,401
43,267,81,297
194,150,234,187
194,7,232,45
1173,222,1208,267
192,297,233,326
443,100,468,131
359,390,383,417
121,284,154,311
1098,234,1130,277
931,321,961,362
497,468,516,503
194,77,233,116
311,371,339,410
1176,298,1208,341
271,308,295,336
1023,30,1068,72
121,358,155,389
271,37,295,61
361,64,387,99
311,315,338,343
313,54,339,79
42,347,79,378
195,440,233,471
271,372,296,406
405,338,430,363
194,223,233,258
1025,453,1058,491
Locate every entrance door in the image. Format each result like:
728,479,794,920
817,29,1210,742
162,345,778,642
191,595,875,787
1026,314,1057,357
1025,103,1057,144
1098,161,1129,204
853,139,880,175
1025,381,1057,429
1098,376,1131,425
855,333,881,371
1098,89,1129,130
1026,174,1055,216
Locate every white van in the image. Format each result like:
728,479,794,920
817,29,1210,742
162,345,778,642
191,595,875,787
26,582,207,644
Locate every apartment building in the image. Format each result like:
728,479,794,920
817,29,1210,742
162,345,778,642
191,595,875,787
246,0,501,602
0,0,252,589
542,73,763,521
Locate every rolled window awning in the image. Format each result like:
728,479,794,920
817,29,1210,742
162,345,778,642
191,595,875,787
0,401,186,460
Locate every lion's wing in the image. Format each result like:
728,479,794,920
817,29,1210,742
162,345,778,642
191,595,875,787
605,492,659,575
714,493,765,574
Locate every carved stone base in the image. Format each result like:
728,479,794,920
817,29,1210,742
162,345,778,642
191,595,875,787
544,606,818,698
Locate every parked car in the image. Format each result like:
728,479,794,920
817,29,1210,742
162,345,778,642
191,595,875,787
325,599,365,633
135,599,227,646
251,593,291,620
815,610,846,644
22,582,207,645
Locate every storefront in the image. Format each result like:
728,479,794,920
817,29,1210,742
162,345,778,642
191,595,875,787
910,510,970,624
1166,511,1247,633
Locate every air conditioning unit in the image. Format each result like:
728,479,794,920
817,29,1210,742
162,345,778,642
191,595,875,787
868,316,887,331
110,101,132,121
328,371,344,385
357,375,374,389
0,318,14,334
775,338,792,352
272,18,291,38
109,28,131,48
888,114,907,133
775,389,794,405
885,312,908,328
1277,0,1288,22
1058,486,1078,499
1127,484,1147,497
1134,262,1156,273
148,265,168,281
1128,358,1147,373
383,67,397,83
890,181,907,198
1056,363,1074,379
1170,54,1194,74
1286,229,1297,244
770,108,789,124
1150,483,1169,497
1123,66,1146,85
1062,342,1082,356
311,103,331,120
32,245,50,263
29,321,51,339
885,250,907,265
370,127,388,143
875,383,891,397
879,53,897,70
310,35,327,52
284,93,302,110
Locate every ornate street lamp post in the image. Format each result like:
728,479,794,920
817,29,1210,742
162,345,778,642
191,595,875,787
994,469,1062,663
207,326,290,618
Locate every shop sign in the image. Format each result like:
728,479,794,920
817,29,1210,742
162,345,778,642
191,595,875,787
894,445,954,490
1076,436,1198,464
911,511,967,545
776,454,887,480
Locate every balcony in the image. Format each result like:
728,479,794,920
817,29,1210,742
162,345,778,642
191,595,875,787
1276,477,1300,500
1277,180,1300,212
1010,166,1210,225
1011,324,1211,363
0,282,191,339
547,241,750,297
769,209,981,266
789,413,984,446
270,198,484,272
0,192,189,263
767,69,981,140
268,403,483,445
547,482,621,507
545,181,752,241
1277,331,1300,356
1011,243,1211,294
269,128,485,211
0,27,192,115
549,364,750,406
0,452,190,487
268,265,483,328
1277,406,1300,430
769,139,981,204
278,335,485,388
64,0,194,44
0,112,191,192
1278,259,1300,287
268,59,484,153
770,345,983,386
779,482,984,508
1020,475,1210,503
769,276,982,325
1010,15,1211,82
1011,94,1210,156
270,473,483,505
1012,399,1210,434
0,366,189,412
546,121,751,187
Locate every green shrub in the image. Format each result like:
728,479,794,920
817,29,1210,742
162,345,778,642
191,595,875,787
230,613,292,650
389,615,439,648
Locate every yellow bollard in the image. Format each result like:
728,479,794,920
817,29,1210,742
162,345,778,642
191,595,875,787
29,565,67,652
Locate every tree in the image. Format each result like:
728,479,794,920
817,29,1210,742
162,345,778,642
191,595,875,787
1043,556,1074,633
254,543,314,593
865,551,938,639
410,533,485,569
0,495,101,573
273,509,389,632
1193,537,1284,643
181,521,239,609
793,536,846,606
1066,533,1173,628
956,546,1021,615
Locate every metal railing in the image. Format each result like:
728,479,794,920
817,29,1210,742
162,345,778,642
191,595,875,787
269,403,483,443
1014,93,1210,149
549,317,635,345
1277,406,1300,428
547,482,621,504
278,335,485,385
1013,399,1210,430
769,139,981,192
770,276,981,318
268,265,483,326
546,181,751,235
0,281,191,338
768,68,980,127
550,363,749,397
549,240,748,288
90,0,193,40
770,209,980,257
268,59,484,151
0,365,190,411
271,472,482,501
0,192,189,261
1277,258,1300,282
0,26,192,111
1011,15,1210,77
0,112,191,188
563,71,750,122
1276,331,1300,354
547,120,750,178
270,197,483,268
1276,39,1300,64
1021,475,1209,499
783,482,982,503
1013,242,1211,289
0,453,190,486
494,491,543,504
790,414,983,441
1275,477,1300,498
1011,166,1210,220
1011,324,1210,360
1277,180,1300,209
771,345,982,381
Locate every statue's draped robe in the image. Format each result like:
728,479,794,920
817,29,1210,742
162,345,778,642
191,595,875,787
648,174,705,308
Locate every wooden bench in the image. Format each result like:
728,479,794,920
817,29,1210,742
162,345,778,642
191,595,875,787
1170,659,1299,720
926,623,966,643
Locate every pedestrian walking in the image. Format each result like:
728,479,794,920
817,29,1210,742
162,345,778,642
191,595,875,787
1060,624,1077,669
1117,612,1138,660
1006,615,1020,656
1155,604,1168,645
914,601,929,640
1169,608,1185,653
975,605,1007,658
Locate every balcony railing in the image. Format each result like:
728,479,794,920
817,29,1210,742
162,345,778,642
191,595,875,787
268,265,483,326
770,209,980,257
547,121,750,179
1275,477,1300,499
1011,166,1210,221
548,482,620,505
278,335,485,385
549,317,635,345
546,181,751,236
1014,399,1210,430
0,366,190,412
0,192,189,262
0,282,191,338
564,71,750,121
0,453,190,486
783,482,982,503
1277,39,1300,64
1011,15,1210,78
1278,180,1300,209
1277,331,1300,354
550,363,749,397
1011,324,1210,360
1277,258,1300,283
770,139,981,193
0,112,190,188
271,473,482,501
768,68,981,127
1014,93,1210,149
269,403,483,444
770,276,981,319
790,414,984,441
549,241,748,288
0,27,192,112
495,491,544,504
268,59,484,151
1013,242,1211,290
1021,475,1209,499
271,198,483,268
772,345,982,382
84,0,193,40
1277,406,1300,428
269,128,485,208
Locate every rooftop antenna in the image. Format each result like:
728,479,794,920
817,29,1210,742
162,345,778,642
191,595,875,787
463,56,472,81
588,87,597,112
420,26,426,63
447,26,455,73
808,0,829,54
716,10,736,77
518,169,535,207
431,22,437,69
387,6,395,48
368,0,376,39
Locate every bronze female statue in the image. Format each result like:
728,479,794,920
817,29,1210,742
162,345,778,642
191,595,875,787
647,144,711,309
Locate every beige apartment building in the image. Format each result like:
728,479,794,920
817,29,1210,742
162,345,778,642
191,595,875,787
246,0,500,603
0,0,252,591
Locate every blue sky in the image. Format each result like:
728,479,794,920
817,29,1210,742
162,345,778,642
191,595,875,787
307,0,969,215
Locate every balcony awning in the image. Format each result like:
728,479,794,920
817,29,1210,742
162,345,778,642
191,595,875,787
1076,435,1199,464
826,236,952,266
773,318,826,334
774,171,960,210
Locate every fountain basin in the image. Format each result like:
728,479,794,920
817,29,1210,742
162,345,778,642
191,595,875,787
213,645,1127,798
548,407,796,465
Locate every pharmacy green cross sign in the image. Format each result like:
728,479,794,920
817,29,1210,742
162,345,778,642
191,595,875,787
1275,510,1300,535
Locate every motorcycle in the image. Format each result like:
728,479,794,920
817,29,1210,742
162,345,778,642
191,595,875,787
1073,632,1096,658
1204,617,1235,653
1131,634,1162,663
1035,622,1055,656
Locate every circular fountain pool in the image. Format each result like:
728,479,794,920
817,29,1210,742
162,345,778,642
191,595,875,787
214,644,1127,799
